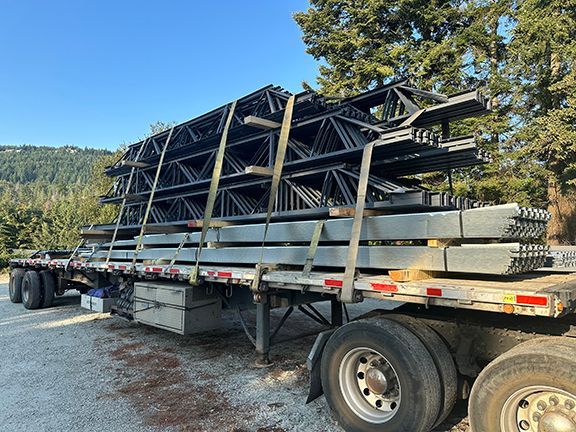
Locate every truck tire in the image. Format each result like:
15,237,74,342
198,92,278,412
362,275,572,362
383,314,458,428
9,268,26,303
321,318,442,432
22,271,42,310
469,337,576,432
39,270,55,308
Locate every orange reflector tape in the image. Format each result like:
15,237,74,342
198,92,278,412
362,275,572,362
217,271,232,278
516,295,548,307
371,283,398,293
325,279,343,288
426,288,443,297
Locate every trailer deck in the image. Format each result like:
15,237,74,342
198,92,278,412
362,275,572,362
11,256,576,318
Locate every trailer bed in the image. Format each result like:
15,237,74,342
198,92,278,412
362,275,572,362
11,257,576,318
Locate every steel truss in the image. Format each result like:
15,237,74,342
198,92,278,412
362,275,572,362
99,79,492,228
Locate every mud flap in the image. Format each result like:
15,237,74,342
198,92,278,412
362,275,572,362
306,329,336,403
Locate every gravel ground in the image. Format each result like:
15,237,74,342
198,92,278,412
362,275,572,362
0,279,469,432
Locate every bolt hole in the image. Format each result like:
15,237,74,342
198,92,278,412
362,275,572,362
363,388,370,396
360,357,367,364
519,399,530,409
375,400,383,408
357,372,365,380
519,420,530,430
390,402,397,410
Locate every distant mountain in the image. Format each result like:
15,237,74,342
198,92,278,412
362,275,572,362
0,145,111,184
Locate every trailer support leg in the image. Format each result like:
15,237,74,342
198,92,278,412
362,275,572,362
255,295,272,367
331,299,343,327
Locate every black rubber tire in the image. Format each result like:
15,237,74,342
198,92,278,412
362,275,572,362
39,270,56,308
22,271,42,310
469,337,576,432
383,314,458,428
9,268,26,303
321,318,442,432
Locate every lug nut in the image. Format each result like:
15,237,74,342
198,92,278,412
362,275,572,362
550,396,559,406
566,399,575,410
533,412,541,422
537,401,547,411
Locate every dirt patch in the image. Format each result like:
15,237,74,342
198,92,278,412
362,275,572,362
106,340,254,431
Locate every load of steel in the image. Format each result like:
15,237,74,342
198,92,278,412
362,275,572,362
103,203,550,247
86,242,548,276
96,79,492,228
544,246,576,269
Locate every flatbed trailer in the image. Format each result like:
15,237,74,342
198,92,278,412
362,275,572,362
7,81,576,432
8,254,576,432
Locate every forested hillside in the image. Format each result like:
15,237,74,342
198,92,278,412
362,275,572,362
0,145,118,268
0,145,110,184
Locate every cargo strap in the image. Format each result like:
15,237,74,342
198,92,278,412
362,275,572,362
106,139,148,265
65,224,93,271
165,232,191,274
341,140,377,303
190,101,238,285
302,220,325,277
131,127,175,271
251,95,296,291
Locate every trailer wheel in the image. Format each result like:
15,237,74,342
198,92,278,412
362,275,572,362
9,268,26,303
39,270,55,308
22,271,42,310
469,337,576,432
383,314,458,428
321,318,442,432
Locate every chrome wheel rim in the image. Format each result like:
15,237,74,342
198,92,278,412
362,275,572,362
338,347,401,424
501,385,576,432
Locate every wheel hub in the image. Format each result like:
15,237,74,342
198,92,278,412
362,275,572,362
338,348,402,424
539,411,576,432
365,366,388,394
502,387,576,432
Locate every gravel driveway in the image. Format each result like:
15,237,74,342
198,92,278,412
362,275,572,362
0,280,468,431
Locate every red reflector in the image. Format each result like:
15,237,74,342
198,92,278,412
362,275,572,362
371,283,398,293
152,267,162,273
217,271,232,278
207,271,216,276
516,295,548,307
119,265,126,270
324,279,343,288
108,265,115,269
168,268,180,274
427,288,443,297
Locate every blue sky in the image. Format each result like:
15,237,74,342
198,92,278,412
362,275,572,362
0,0,319,150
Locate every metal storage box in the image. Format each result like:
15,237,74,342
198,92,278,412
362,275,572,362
134,281,221,335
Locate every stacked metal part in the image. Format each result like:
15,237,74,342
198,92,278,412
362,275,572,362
544,246,576,270
96,79,492,229
81,79,555,276
89,204,550,276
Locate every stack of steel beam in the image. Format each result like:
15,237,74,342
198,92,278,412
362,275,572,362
96,79,492,227
87,242,548,276
101,204,549,246
543,247,576,269
87,204,550,276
